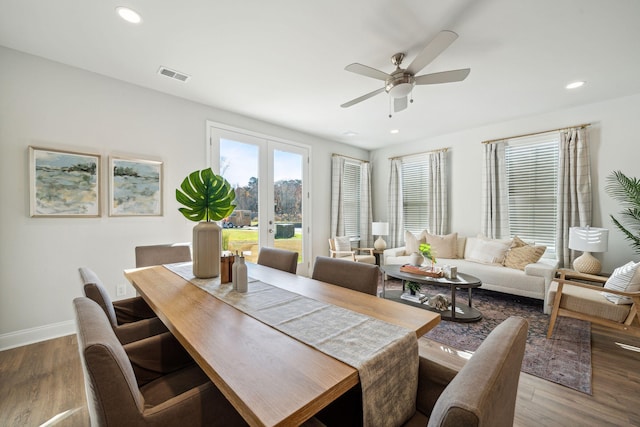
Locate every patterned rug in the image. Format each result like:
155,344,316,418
382,279,592,394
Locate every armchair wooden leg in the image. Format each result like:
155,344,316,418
547,282,564,338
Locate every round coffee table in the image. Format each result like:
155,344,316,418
380,264,483,322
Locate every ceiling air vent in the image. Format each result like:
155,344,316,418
158,66,190,82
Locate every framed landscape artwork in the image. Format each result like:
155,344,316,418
29,146,101,217
109,156,163,216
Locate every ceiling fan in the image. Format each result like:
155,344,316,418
340,30,470,116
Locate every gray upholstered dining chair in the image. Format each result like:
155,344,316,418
257,247,298,274
79,267,167,345
404,316,528,427
311,256,379,296
135,243,192,267
73,297,248,427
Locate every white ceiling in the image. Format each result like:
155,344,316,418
2,0,640,150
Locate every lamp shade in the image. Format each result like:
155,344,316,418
372,222,389,236
568,226,609,253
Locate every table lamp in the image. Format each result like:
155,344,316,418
372,222,389,250
568,226,609,274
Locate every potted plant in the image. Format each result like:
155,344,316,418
406,281,422,296
419,243,437,269
176,168,236,278
606,170,640,254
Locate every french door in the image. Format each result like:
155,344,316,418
207,123,310,275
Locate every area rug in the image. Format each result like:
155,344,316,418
383,279,592,394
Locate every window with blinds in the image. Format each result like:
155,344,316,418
505,133,559,256
343,161,361,238
402,155,430,235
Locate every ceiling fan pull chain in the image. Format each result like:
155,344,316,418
410,87,414,104
388,96,392,118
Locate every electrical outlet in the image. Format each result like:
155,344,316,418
116,283,127,297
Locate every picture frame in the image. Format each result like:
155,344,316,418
109,156,163,216
29,146,101,217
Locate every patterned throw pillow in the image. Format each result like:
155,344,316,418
425,232,458,259
334,236,352,252
465,236,512,264
602,261,640,304
503,236,546,270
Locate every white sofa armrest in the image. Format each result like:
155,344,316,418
525,258,559,314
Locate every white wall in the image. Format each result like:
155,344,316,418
0,47,368,349
371,93,640,274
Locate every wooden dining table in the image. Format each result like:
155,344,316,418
124,263,440,427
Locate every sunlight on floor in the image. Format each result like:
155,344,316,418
615,342,640,353
39,407,82,427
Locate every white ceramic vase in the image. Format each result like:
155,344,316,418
409,252,424,266
192,222,221,279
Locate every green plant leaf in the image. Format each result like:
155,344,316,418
606,170,640,255
176,168,236,222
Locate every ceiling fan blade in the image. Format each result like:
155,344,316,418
415,68,470,85
406,30,458,75
394,96,408,112
345,63,390,81
341,87,385,108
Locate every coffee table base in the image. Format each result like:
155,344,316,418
382,289,483,323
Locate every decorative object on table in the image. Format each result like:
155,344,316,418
443,265,457,279
568,226,609,274
372,222,389,250
419,242,437,269
176,168,235,279
408,252,424,266
400,264,445,278
427,294,450,311
221,254,234,284
235,255,248,293
232,251,239,289
406,281,422,295
606,170,640,254
28,146,101,217
109,156,162,216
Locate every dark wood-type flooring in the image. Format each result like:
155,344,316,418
1,324,639,426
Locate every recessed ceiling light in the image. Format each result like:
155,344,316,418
116,7,142,24
566,81,585,89
343,131,358,137
390,129,400,134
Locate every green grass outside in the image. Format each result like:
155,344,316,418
223,228,302,263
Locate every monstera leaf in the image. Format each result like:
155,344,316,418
176,168,236,222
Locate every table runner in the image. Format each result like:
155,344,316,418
165,262,418,427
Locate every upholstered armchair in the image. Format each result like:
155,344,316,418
405,317,528,427
328,236,376,264
547,269,640,338
312,256,379,296
79,267,167,344
257,246,299,273
73,297,248,427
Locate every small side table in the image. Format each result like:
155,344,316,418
372,249,384,266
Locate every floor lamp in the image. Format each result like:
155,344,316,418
568,226,609,275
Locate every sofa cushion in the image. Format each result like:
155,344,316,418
425,232,458,259
504,236,546,271
602,261,640,304
548,281,630,322
465,236,512,265
405,230,426,254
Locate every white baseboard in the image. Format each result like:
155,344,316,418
0,320,76,351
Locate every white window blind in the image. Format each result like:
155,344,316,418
402,155,430,235
343,161,361,238
505,134,559,255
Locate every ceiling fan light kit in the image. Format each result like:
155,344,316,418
341,30,470,116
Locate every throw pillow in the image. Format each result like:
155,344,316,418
334,236,352,252
503,236,546,270
404,230,426,254
425,232,458,259
602,261,640,304
466,236,512,265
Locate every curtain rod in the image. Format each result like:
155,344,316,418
389,147,449,161
332,153,369,163
481,123,591,144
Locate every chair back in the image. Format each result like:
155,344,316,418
425,316,528,427
135,244,192,267
79,267,118,327
312,256,379,295
73,297,145,426
257,247,298,274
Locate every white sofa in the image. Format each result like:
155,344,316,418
383,234,558,314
